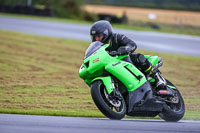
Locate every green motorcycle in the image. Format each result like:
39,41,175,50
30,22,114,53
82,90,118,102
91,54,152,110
79,41,185,121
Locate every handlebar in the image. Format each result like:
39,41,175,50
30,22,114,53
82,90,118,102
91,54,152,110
109,51,119,56
109,51,131,56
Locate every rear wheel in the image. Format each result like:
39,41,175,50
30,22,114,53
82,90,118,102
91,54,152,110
91,80,126,120
159,80,185,122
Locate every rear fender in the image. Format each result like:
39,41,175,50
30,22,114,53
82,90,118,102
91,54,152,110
167,85,177,90
91,76,114,94
166,79,177,90
144,55,159,66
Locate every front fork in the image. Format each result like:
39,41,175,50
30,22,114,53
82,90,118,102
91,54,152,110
91,76,122,100
111,78,123,100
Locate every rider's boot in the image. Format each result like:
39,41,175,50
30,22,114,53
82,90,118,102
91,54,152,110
129,53,167,93
145,65,175,96
145,65,166,90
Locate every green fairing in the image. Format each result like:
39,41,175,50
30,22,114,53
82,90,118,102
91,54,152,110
105,61,146,91
79,44,160,94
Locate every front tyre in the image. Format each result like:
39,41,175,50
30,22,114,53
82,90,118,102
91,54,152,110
159,81,185,122
91,80,126,120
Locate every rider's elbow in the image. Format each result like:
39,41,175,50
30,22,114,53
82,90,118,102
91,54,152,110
128,41,137,52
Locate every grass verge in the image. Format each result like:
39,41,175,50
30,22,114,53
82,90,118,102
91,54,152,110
0,30,199,120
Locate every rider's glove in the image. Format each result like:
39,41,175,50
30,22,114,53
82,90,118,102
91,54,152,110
117,47,127,55
117,46,134,55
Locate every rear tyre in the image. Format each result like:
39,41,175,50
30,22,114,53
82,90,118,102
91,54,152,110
159,80,185,122
91,80,126,120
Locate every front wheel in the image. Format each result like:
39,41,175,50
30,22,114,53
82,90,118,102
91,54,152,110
91,80,126,120
159,80,185,122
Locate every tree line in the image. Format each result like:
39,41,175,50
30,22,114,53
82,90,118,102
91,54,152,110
87,0,200,12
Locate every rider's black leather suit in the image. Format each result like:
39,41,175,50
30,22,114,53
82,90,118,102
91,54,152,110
106,33,152,75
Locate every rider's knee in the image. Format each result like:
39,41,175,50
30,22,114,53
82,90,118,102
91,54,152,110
130,52,151,72
130,53,146,64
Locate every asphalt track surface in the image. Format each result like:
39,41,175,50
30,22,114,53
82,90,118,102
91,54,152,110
0,16,200,56
0,114,200,133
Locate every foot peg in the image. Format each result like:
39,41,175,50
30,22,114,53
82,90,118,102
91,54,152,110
157,90,174,97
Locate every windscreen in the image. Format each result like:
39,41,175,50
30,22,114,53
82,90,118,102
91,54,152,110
84,41,103,59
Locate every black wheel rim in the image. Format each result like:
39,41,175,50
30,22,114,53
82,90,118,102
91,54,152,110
167,91,182,112
99,83,125,113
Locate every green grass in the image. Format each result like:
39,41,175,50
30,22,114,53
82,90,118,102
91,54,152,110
0,30,200,120
1,12,200,36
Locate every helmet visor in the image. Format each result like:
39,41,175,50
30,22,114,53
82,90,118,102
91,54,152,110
90,34,104,42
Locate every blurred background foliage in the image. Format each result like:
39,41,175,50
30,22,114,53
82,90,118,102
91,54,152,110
0,0,200,35
0,0,98,21
1,0,200,19
87,0,200,11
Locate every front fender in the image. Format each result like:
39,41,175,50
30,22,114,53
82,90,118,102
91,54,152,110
91,76,114,94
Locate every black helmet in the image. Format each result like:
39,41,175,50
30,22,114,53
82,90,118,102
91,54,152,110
90,20,113,43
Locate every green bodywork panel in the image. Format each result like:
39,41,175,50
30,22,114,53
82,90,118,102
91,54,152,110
79,44,112,86
105,61,146,92
167,85,177,90
79,44,161,94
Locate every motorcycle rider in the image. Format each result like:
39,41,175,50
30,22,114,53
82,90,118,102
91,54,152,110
90,20,166,89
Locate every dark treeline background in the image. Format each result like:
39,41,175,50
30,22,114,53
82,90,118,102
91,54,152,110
86,0,200,11
1,0,200,12
0,0,200,21
0,0,97,20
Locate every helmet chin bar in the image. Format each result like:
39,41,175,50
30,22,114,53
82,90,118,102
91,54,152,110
102,33,111,44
